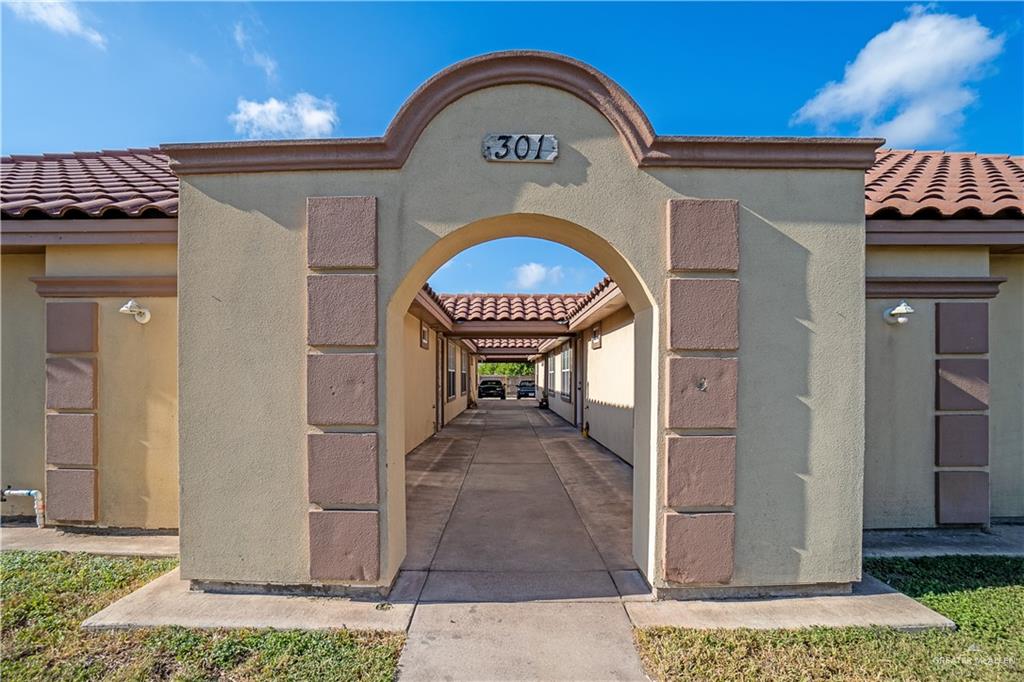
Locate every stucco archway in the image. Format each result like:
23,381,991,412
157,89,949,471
383,213,659,585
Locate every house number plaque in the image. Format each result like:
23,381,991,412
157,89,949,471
482,133,558,162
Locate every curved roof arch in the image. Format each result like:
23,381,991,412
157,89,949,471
162,50,881,174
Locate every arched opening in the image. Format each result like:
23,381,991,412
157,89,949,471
383,213,659,592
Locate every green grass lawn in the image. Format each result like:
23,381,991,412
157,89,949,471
0,551,405,681
636,555,1024,681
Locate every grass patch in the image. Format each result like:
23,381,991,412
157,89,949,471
1,551,405,681
635,555,1024,681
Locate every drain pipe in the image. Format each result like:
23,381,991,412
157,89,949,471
1,486,44,528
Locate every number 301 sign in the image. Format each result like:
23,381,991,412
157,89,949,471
482,133,558,163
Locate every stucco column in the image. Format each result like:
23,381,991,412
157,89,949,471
305,196,382,583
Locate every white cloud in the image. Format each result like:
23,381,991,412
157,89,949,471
233,20,278,81
512,263,564,290
185,52,207,70
793,5,1004,147
6,1,106,49
229,93,338,139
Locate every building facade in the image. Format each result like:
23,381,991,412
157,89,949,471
2,52,1021,598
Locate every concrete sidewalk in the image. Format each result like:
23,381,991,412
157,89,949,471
397,402,649,680
864,524,1024,558
79,403,961,681
84,568,421,632
626,575,954,632
1,525,178,557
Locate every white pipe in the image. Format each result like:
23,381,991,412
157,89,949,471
3,489,44,528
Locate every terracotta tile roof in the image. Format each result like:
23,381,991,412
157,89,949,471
4,147,1020,222
430,276,615,323
1,149,177,219
865,150,1024,219
438,292,588,322
473,338,545,349
567,276,614,319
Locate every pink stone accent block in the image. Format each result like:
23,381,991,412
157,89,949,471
45,468,96,522
936,359,989,410
667,199,739,272
308,433,379,507
45,357,97,410
307,274,377,346
307,353,378,426
936,471,989,525
46,414,97,467
46,302,98,353
309,510,380,581
663,512,735,584
665,436,736,508
936,302,988,354
935,414,988,467
307,196,377,268
666,357,738,429
668,278,739,351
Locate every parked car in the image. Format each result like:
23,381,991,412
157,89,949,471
478,379,506,399
516,380,536,399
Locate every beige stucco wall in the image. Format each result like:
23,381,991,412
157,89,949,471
863,298,938,529
866,246,991,277
404,314,436,454
990,255,1024,519
45,245,179,529
862,246,990,529
1,254,46,517
584,306,635,464
44,244,177,277
94,298,178,528
177,83,867,588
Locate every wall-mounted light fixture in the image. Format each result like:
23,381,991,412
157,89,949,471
883,300,914,326
118,298,151,324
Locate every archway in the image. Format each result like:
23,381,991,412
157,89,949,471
383,213,659,587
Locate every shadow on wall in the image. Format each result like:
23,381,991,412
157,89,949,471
583,397,634,466
735,208,811,585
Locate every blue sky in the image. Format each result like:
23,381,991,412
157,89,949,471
3,2,1021,292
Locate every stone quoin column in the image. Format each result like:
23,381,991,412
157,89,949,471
44,302,100,523
934,301,991,526
305,196,381,582
663,199,740,585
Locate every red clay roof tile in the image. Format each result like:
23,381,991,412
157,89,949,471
438,293,586,322
472,338,545,349
865,150,1023,219
1,148,177,219
429,277,615,323
4,148,1021,221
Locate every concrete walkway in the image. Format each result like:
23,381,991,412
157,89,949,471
398,401,648,681
79,402,960,680
864,524,1024,558
627,575,954,632
1,525,178,557
84,568,420,632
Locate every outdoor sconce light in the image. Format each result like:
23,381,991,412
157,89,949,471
118,298,151,324
883,300,914,326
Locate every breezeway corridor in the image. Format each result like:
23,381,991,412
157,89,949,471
397,400,650,680
402,400,643,598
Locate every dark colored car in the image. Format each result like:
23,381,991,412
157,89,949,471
516,381,536,399
478,379,506,400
